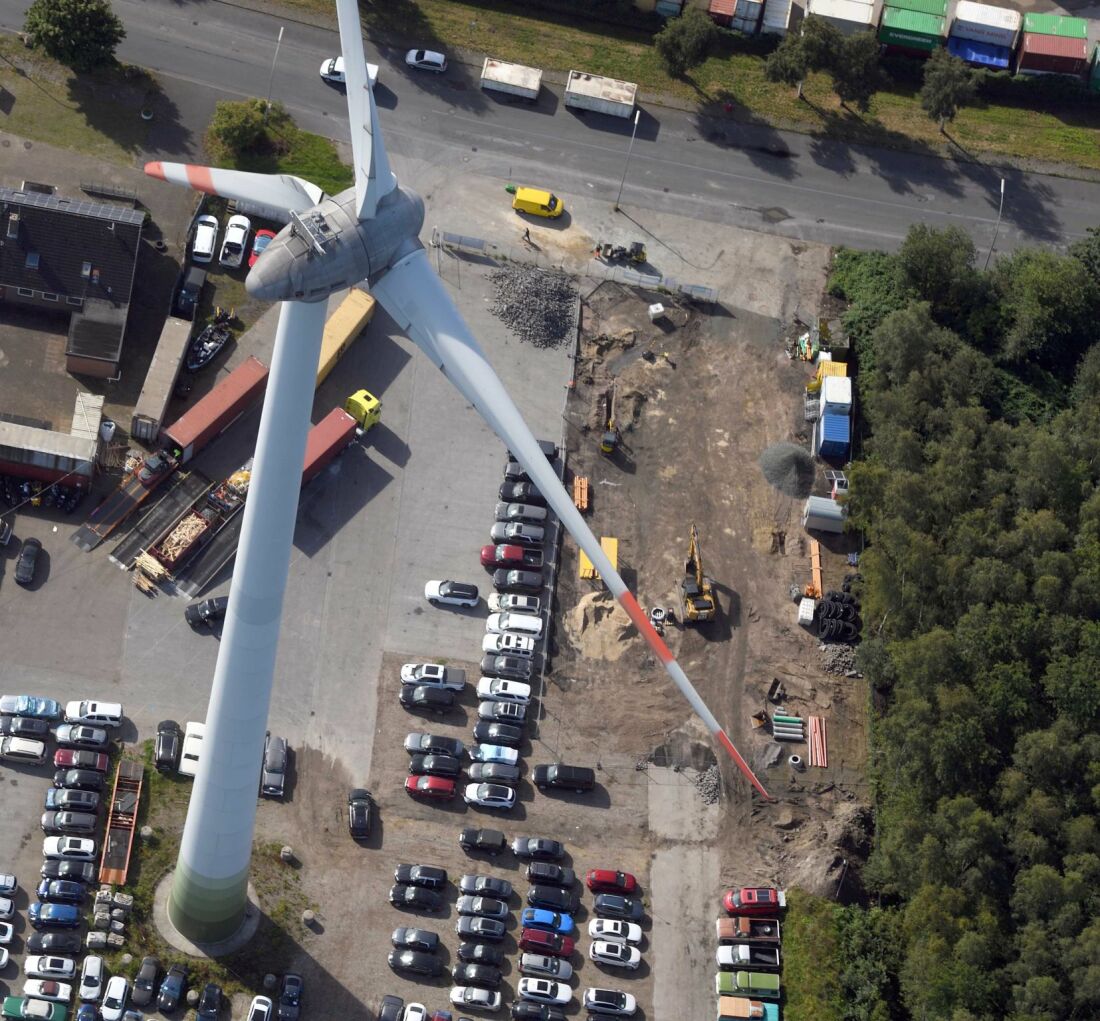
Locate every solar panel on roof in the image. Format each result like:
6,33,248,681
0,187,144,225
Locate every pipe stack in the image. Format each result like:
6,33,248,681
771,712,805,742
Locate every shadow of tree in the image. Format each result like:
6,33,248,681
689,83,799,181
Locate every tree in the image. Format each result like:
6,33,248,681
24,0,125,72
920,49,976,131
896,225,984,333
830,31,884,112
1069,226,1100,286
764,16,841,96
206,98,272,157
764,32,808,88
654,6,719,79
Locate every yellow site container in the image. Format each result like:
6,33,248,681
317,290,377,387
579,536,618,580
807,359,848,393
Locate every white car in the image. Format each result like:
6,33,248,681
26,956,77,980
179,721,205,778
318,55,379,89
482,633,535,657
588,918,643,945
485,612,543,638
24,980,73,1003
0,948,7,969
424,580,479,608
42,836,97,861
63,701,123,728
402,1005,428,1021
219,214,252,268
476,678,531,705
246,995,273,1021
449,986,501,1013
79,955,105,1001
518,978,571,1005
0,922,13,945
469,744,519,766
191,214,219,264
405,49,447,73
400,663,465,691
101,975,129,1021
463,783,516,811
582,988,637,1016
519,953,572,981
0,873,15,895
590,939,641,969
488,593,541,614
0,896,12,919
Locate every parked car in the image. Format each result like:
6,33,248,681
54,726,108,751
29,903,82,930
276,976,302,1021
586,870,637,894
491,569,544,594
481,633,536,658
400,663,467,691
480,655,533,681
527,863,575,887
582,988,636,1016
174,265,206,320
477,678,532,704
40,861,95,884
512,837,564,861
457,942,504,966
721,887,786,916
589,940,641,970
0,696,60,720
454,916,506,942
405,775,456,800
520,909,573,935
25,933,81,955
0,897,12,920
190,214,218,263
405,48,448,72
393,864,447,890
184,598,228,628
0,716,49,738
588,919,642,945
246,996,273,1021
518,929,574,957
494,503,548,525
35,880,86,904
526,886,577,913
451,963,502,989
468,762,521,785
157,965,188,1012
219,214,251,268
455,895,509,920
131,957,160,1007
0,736,46,765
52,750,107,772
347,789,374,840
196,983,221,1021
249,230,277,268
498,482,545,505
260,733,288,798
449,986,501,1013
481,544,524,568
485,612,543,637
490,523,544,548
470,745,519,766
153,721,182,775
517,978,570,1005
424,580,479,607
399,686,455,715
593,894,644,921
377,996,404,1021
408,754,461,778
459,828,507,856
509,1004,564,1021
79,956,104,1001
459,875,513,899
63,702,122,729
471,721,524,747
487,592,542,614
532,764,595,793
25,957,77,981
519,954,572,981
52,770,104,792
137,452,172,488
404,732,465,758
101,977,130,1021
388,950,442,978
42,837,97,862
391,927,440,953
14,537,42,586
502,460,531,482
1,999,65,1021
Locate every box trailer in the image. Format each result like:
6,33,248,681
806,0,874,34
132,317,193,443
481,58,543,100
950,0,1020,47
302,409,358,486
803,495,846,533
565,70,637,118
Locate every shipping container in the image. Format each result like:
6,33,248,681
302,409,358,486
887,0,947,18
0,424,97,486
1091,44,1100,92
731,0,765,33
761,0,794,34
879,7,945,51
1022,12,1087,39
480,58,543,100
947,34,1012,69
806,0,875,35
803,495,847,533
816,412,851,460
565,70,637,118
821,375,853,414
161,356,269,463
316,290,376,387
709,0,736,25
1016,31,1088,76
950,0,1020,47
131,317,193,443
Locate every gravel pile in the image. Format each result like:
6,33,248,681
695,764,721,804
759,443,816,498
489,263,578,348
821,644,856,674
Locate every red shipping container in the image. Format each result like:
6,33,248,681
1016,31,1088,75
301,408,357,486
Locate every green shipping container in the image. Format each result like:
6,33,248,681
879,7,945,50
1022,12,1087,39
883,0,946,18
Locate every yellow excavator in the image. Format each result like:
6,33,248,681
599,383,621,456
682,523,717,624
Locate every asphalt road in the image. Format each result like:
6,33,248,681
1,0,1097,254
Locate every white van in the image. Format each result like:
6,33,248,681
486,612,544,638
191,214,219,264
0,735,47,765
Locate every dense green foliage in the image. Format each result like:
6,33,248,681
819,228,1100,1021
765,16,883,110
207,99,270,157
24,0,124,72
919,49,976,129
654,5,719,78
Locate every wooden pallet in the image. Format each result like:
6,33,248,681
572,476,589,511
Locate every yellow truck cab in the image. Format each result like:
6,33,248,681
512,187,565,219
344,390,381,431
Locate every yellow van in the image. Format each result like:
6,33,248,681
512,187,565,219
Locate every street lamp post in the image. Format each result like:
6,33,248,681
264,26,285,121
983,177,1005,271
614,110,642,212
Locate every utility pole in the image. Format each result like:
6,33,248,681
264,26,285,121
983,177,1005,271
614,110,642,212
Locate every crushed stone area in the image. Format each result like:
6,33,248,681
488,263,578,348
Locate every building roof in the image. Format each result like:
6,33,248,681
67,300,129,364
0,187,144,306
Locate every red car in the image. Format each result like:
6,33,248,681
480,544,525,568
722,887,786,915
249,229,277,268
585,869,638,894
519,927,574,957
53,749,108,772
405,775,456,799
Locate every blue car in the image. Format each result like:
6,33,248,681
77,1004,99,1021
520,908,574,935
0,695,62,720
36,879,86,904
28,902,82,929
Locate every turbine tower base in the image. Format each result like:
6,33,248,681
156,871,262,956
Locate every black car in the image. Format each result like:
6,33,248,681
36,879,86,904
175,266,206,321
15,536,42,586
468,762,521,785
391,926,440,953
404,732,465,758
532,763,596,793
132,955,161,1007
0,716,49,737
512,837,565,861
452,962,503,988
593,893,645,921
459,874,513,899
503,460,531,482
458,941,505,965
399,686,455,714
479,701,527,725
347,788,374,840
511,1004,565,1021
498,481,545,505
472,721,524,747
481,655,534,682
389,884,444,912
492,569,545,594
377,996,404,1021
460,827,507,856
277,973,302,1021
508,440,558,462
40,860,96,884
388,950,443,977
527,885,578,912
455,915,506,942
155,720,182,774
26,931,82,954
394,863,447,889
196,983,222,1021
408,754,462,778
157,965,188,1013
185,597,228,628
526,862,576,887
53,769,105,792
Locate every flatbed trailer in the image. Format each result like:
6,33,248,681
98,759,143,886
108,471,212,569
72,465,177,552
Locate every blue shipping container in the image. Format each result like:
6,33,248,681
818,412,851,459
947,34,1011,69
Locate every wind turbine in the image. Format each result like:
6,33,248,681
146,0,770,943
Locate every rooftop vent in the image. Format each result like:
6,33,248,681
6,213,18,239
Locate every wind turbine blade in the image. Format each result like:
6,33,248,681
335,0,396,220
373,251,771,801
144,162,324,216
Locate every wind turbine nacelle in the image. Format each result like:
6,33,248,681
246,185,424,303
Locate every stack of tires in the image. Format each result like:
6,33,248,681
818,586,861,643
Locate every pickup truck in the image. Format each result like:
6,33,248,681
716,971,780,1000
717,996,779,1021
721,887,786,916
400,664,467,692
716,918,781,944
716,944,780,971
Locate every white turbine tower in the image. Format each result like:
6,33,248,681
147,0,770,943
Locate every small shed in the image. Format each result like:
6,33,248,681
803,496,846,534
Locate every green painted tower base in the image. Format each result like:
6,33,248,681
167,857,250,944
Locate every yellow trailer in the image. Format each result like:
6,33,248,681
316,289,377,387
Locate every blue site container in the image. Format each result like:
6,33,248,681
818,412,851,460
947,34,1011,69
